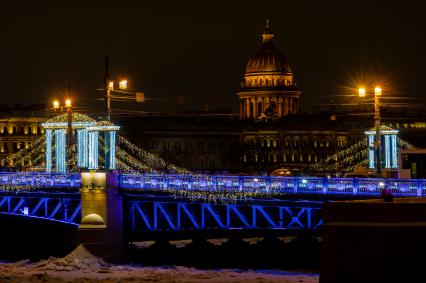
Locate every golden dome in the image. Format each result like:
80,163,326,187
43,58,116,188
245,21,291,75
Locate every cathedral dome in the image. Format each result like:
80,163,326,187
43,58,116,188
245,48,291,74
244,22,291,74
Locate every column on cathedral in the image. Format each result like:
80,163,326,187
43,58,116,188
253,98,258,118
278,97,283,117
245,99,250,119
285,97,289,116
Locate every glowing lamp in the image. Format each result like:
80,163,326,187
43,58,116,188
374,86,382,96
65,99,72,108
119,80,128,90
358,87,366,98
108,81,114,90
53,100,60,109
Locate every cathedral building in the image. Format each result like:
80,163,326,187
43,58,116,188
237,21,301,120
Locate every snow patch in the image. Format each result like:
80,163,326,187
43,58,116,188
0,244,319,282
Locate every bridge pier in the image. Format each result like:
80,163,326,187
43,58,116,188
77,170,124,262
320,198,426,283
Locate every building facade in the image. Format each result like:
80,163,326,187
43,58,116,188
0,105,47,167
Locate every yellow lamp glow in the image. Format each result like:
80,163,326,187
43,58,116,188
65,99,72,108
374,86,382,96
358,87,366,98
53,100,60,109
119,80,128,90
108,81,114,90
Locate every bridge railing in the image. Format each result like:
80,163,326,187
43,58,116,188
120,174,426,197
0,172,81,189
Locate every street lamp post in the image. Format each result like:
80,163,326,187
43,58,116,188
53,99,73,170
359,86,383,176
103,56,128,122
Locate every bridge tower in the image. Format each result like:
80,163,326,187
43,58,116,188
365,126,398,174
42,113,120,173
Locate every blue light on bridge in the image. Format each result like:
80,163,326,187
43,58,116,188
1,171,426,198
120,174,426,197
0,172,81,189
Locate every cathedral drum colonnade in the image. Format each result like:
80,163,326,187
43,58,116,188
237,21,301,120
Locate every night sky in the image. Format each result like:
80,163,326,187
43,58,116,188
4,0,426,115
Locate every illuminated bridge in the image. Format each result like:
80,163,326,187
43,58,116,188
1,172,425,238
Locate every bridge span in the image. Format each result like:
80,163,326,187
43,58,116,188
1,171,425,259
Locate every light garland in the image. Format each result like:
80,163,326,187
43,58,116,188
86,125,120,132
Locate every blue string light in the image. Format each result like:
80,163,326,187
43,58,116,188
55,129,66,173
109,131,116,169
368,135,375,169
45,130,52,173
88,131,99,169
385,135,391,168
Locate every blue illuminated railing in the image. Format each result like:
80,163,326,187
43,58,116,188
0,172,81,188
120,174,426,197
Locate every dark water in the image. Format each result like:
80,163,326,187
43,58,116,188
127,235,321,271
0,214,78,261
0,214,320,271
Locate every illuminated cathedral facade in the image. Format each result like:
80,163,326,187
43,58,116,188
237,21,301,120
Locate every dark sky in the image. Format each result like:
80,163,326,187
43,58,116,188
4,0,426,115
